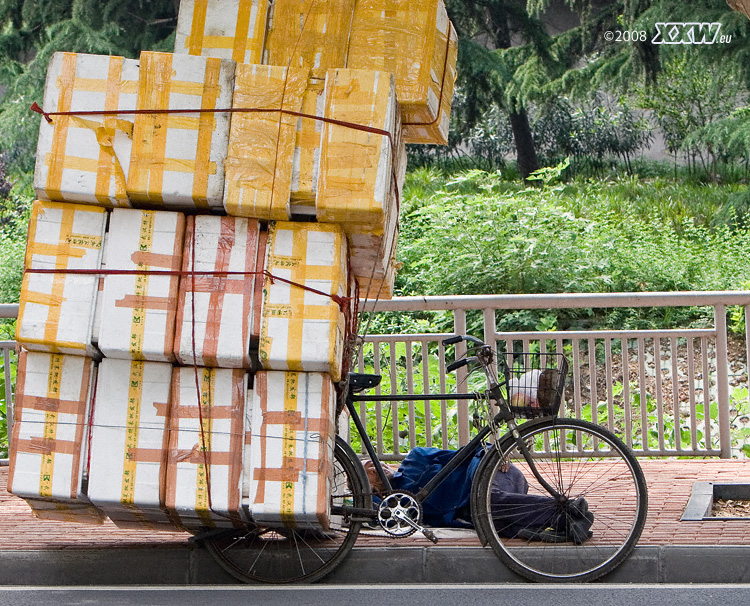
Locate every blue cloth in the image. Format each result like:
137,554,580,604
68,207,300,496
391,446,484,528
390,446,558,532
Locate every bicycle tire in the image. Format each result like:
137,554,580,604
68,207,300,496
204,437,370,584
471,417,647,583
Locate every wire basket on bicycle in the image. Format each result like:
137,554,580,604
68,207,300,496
498,351,568,418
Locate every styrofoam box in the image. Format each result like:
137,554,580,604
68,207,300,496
126,51,235,210
174,215,260,369
174,0,270,65
98,208,185,362
165,366,247,530
7,351,95,504
16,201,107,356
259,222,349,382
34,52,139,207
87,358,177,530
245,371,336,529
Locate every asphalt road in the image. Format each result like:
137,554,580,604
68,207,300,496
2,585,750,606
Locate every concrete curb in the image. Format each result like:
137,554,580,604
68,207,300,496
1,545,750,585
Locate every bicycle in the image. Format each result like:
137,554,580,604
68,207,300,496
202,335,648,583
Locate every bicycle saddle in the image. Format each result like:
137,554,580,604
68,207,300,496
348,373,382,393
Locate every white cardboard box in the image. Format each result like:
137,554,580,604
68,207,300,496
98,208,185,362
174,0,270,64
245,371,336,529
87,358,177,530
165,366,247,530
8,351,96,505
174,215,260,368
126,51,235,210
34,52,139,207
16,201,107,356
259,222,350,382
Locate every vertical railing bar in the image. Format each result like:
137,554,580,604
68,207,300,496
638,337,650,455
389,341,399,458
422,339,432,448
4,347,13,448
483,308,496,351
572,338,582,420
655,337,666,454
622,338,633,450
605,337,615,434
714,304,731,458
438,341,448,449
406,340,416,451
671,336,682,453
454,309,470,445
701,336,712,453
557,337,566,418
745,305,750,407
687,336,698,452
588,337,598,427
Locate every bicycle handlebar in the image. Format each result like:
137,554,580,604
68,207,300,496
446,358,471,373
442,335,486,347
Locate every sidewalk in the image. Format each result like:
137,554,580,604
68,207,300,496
1,460,750,584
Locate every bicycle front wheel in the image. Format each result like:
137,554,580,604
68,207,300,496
205,437,370,584
471,418,647,583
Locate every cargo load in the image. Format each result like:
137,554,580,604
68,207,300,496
16,201,106,356
259,221,350,382
245,371,336,529
98,208,185,362
126,51,235,210
7,351,103,522
34,52,139,207
174,215,261,369
87,359,176,530
165,366,247,530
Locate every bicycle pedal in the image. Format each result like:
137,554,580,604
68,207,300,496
393,510,439,544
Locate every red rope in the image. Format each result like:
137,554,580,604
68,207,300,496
31,90,402,212
24,267,354,314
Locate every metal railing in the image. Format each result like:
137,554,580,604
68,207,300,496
357,292,750,460
1,304,18,466
3,293,750,463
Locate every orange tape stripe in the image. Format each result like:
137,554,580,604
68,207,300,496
233,0,253,64
42,208,77,347
94,56,124,206
192,57,221,209
45,53,77,197
188,0,208,55
202,218,235,366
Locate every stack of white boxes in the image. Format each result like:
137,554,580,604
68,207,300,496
9,0,457,532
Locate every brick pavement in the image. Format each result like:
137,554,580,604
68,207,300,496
1,459,750,550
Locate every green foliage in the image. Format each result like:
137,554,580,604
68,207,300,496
395,169,750,331
637,52,744,177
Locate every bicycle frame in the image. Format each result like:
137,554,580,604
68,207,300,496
345,392,489,500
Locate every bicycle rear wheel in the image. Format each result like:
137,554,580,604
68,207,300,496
471,418,647,582
205,437,370,584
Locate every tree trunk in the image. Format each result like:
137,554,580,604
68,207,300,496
509,109,539,179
